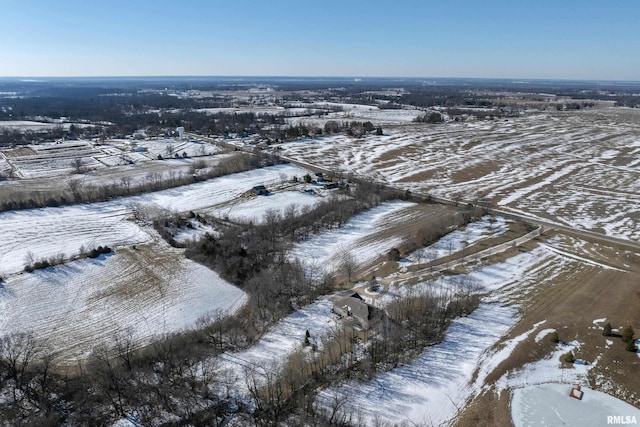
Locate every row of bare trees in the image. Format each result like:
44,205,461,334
0,151,282,212
232,279,482,426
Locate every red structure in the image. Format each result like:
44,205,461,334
569,385,584,400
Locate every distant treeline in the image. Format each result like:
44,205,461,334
3,79,638,147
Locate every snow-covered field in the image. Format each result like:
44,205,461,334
132,163,307,213
0,243,247,363
277,109,640,241
0,203,151,276
127,138,222,158
285,103,424,126
205,190,325,224
288,201,416,277
196,102,425,126
0,164,308,276
0,137,222,178
4,140,104,178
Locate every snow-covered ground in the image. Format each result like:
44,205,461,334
5,140,104,178
0,203,151,276
205,190,324,224
132,163,307,213
511,383,640,427
127,138,222,158
172,220,218,244
197,101,424,126
285,105,424,126
316,241,582,426
217,298,336,394
0,244,247,363
0,137,222,178
277,110,640,241
288,201,416,277
0,164,308,275
400,215,508,269
317,303,518,426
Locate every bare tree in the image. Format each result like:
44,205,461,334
245,364,288,426
68,178,84,202
119,176,132,194
317,391,353,426
113,329,136,372
338,247,357,283
279,172,288,185
0,332,43,403
283,203,298,239
71,157,83,174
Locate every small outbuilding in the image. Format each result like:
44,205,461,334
569,385,584,400
251,185,269,196
323,182,340,190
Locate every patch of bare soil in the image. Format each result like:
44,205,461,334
450,160,500,183
374,146,412,163
87,243,181,302
2,147,37,157
455,235,640,427
457,388,513,427
396,169,435,183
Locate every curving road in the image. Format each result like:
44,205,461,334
277,154,640,252
188,132,640,252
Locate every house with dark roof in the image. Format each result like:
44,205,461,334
332,291,376,330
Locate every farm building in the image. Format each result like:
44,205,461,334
251,185,269,196
323,182,340,190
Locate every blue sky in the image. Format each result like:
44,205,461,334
1,0,638,80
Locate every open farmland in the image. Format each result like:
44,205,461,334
1,77,639,425
0,137,224,179
289,201,452,279
0,240,247,364
278,108,640,241
0,163,310,276
284,101,425,126
4,140,103,178
205,190,325,224
0,163,315,362
122,138,222,159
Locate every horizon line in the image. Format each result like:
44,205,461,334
1,75,640,84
